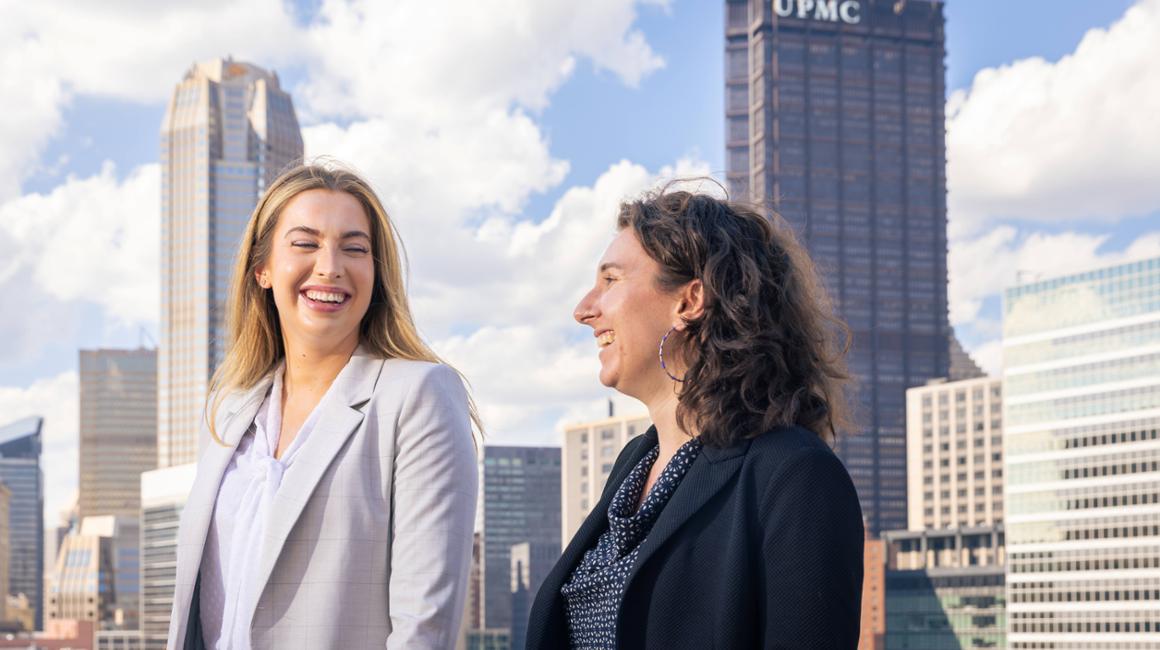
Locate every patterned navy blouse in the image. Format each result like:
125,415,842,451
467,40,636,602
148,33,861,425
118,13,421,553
560,436,703,649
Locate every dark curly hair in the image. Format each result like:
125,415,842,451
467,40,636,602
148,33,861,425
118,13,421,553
617,185,853,447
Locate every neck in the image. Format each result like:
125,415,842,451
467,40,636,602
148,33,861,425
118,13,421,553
282,332,359,396
644,386,694,459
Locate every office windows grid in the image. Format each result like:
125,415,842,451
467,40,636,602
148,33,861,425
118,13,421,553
1003,256,1160,648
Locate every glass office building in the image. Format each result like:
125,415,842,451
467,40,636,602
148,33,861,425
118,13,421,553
139,464,195,650
158,58,302,468
725,0,950,533
883,526,1006,649
1003,256,1160,648
480,447,561,636
0,417,44,630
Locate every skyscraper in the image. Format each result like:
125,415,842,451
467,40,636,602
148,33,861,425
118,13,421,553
906,376,1004,531
1002,256,1160,648
46,517,118,626
139,464,195,650
79,348,157,519
0,417,44,630
725,0,949,534
158,58,303,468
480,446,560,635
561,412,650,539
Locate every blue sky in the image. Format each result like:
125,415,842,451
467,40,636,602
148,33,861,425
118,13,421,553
2,0,1158,521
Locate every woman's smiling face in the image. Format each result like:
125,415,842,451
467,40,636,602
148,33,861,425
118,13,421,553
573,229,684,402
256,189,376,349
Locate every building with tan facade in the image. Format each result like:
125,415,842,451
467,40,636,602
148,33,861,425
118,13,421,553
906,376,1004,531
158,58,302,468
561,412,650,540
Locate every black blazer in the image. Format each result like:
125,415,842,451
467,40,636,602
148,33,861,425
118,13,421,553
525,425,864,649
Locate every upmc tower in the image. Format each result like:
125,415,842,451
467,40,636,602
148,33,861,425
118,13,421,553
725,0,949,534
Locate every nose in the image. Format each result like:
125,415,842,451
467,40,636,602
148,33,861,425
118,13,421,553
313,244,343,279
574,287,597,326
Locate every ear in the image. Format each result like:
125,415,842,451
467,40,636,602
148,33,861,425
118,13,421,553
673,279,705,330
255,268,270,289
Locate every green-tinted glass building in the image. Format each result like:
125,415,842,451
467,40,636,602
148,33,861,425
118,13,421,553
883,526,1006,649
1003,256,1160,649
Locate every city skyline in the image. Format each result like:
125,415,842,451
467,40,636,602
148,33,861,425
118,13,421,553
0,0,1158,556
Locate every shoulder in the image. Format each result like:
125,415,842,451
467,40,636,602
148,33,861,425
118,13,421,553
371,357,461,399
743,425,857,503
370,358,468,412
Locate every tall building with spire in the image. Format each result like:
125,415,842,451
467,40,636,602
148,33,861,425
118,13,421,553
724,0,949,534
158,58,303,467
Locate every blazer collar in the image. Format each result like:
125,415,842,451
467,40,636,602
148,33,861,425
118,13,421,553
615,432,750,637
249,344,386,613
175,374,272,613
531,427,657,639
177,344,386,626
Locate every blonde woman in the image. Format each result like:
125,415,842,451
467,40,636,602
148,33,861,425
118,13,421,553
167,163,479,649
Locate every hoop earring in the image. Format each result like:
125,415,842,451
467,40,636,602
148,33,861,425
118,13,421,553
659,326,685,383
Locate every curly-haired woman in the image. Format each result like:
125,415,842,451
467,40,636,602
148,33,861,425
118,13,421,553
525,188,865,649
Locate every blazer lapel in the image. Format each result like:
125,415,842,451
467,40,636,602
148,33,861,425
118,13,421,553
625,439,750,583
176,378,272,598
530,430,657,642
250,346,386,607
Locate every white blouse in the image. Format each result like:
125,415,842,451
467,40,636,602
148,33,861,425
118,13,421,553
198,365,326,649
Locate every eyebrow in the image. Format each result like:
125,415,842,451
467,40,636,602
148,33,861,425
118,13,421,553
284,226,371,241
599,262,625,273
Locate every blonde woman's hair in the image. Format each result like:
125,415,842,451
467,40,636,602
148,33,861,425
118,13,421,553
205,161,482,443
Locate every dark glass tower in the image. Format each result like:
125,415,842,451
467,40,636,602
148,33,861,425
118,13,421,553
725,0,949,534
480,446,561,635
0,417,44,630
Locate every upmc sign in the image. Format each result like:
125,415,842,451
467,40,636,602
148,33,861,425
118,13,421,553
774,0,862,24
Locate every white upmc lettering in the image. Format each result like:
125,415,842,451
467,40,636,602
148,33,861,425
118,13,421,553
813,0,838,21
774,0,861,24
839,0,862,24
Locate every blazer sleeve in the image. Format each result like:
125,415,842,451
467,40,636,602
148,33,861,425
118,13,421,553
759,447,864,649
386,364,479,649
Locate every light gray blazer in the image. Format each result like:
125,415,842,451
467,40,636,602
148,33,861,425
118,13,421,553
167,348,478,649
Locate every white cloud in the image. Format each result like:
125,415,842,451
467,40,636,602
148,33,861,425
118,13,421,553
0,0,300,200
946,0,1160,235
0,371,79,530
422,157,711,442
0,163,160,326
949,226,1160,327
298,0,665,122
952,227,1160,377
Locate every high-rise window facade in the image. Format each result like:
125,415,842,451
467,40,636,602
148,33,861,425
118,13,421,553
158,59,303,468
0,417,44,631
906,376,1004,531
725,0,949,533
1003,256,1160,648
561,413,651,539
480,446,561,635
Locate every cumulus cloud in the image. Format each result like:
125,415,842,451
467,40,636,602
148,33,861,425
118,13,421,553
0,371,79,529
951,228,1160,377
424,157,711,443
0,162,160,326
946,0,1160,235
298,0,665,121
950,228,1160,327
0,0,299,201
